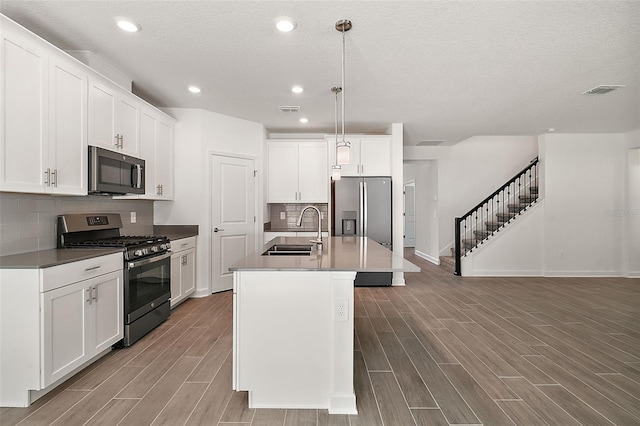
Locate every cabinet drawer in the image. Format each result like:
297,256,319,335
172,237,196,252
41,253,122,292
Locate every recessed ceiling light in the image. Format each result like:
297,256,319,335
299,118,309,123
116,19,141,33
188,86,201,93
275,16,296,32
547,127,556,133
291,86,304,94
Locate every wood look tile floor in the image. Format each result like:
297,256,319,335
2,251,639,426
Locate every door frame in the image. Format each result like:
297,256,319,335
208,152,260,294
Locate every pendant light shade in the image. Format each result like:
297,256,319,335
331,165,342,181
336,142,350,165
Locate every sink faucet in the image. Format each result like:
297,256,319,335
297,206,323,250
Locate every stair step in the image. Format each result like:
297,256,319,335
529,186,539,194
462,238,480,248
473,230,492,239
496,212,516,222
519,195,537,203
508,204,526,212
485,221,502,231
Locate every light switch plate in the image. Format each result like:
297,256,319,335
280,212,286,220
130,212,137,223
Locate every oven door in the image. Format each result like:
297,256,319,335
125,252,171,324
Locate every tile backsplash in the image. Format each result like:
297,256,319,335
0,192,154,256
267,203,328,231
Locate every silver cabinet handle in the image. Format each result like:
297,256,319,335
86,287,92,304
213,227,225,233
115,134,120,148
85,265,101,271
180,242,189,248
160,184,163,195
51,169,57,187
44,168,51,186
93,285,98,303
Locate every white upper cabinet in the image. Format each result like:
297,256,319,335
0,16,87,195
267,140,328,203
48,54,88,194
89,76,140,156
138,108,174,200
328,136,391,177
1,14,173,198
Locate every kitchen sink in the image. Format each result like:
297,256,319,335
262,244,313,256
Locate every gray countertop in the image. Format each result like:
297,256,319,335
0,248,124,269
153,225,199,241
230,236,420,272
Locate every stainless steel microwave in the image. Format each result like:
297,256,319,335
88,146,145,195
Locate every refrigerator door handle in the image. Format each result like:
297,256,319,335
359,181,364,236
363,181,368,237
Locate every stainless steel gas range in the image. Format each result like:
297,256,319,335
57,213,171,346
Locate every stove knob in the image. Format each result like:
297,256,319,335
134,249,143,257
151,246,159,253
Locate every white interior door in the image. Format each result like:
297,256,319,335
404,183,416,247
211,154,256,293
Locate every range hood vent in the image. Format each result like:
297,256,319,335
582,85,625,95
279,105,301,112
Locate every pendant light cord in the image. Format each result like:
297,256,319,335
341,25,346,143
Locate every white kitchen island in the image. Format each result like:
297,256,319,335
229,236,419,414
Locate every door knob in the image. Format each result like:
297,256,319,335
213,227,225,233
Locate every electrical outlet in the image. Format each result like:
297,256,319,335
335,299,348,322
280,212,286,220
130,212,137,223
321,212,325,219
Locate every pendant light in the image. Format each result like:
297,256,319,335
331,86,342,181
335,19,352,165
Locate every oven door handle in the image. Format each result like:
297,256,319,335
127,252,171,269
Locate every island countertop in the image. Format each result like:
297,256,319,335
230,236,419,272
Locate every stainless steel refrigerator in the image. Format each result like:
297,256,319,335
332,176,392,286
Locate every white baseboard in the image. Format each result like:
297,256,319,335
470,269,543,277
628,271,640,278
543,270,622,277
415,250,440,265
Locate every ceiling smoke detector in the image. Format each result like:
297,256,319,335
582,85,625,95
417,140,445,146
279,106,300,112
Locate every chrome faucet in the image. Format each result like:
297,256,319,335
297,206,323,250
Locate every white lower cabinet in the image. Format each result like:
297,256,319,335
0,253,123,407
170,237,196,308
42,269,122,387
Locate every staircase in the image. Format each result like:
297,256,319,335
453,158,539,275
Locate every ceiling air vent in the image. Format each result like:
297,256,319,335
417,140,445,146
582,85,625,95
279,105,300,112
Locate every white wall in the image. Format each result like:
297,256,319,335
155,108,265,296
624,130,640,275
404,135,539,255
542,133,626,276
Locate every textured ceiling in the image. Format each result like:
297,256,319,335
1,1,638,145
